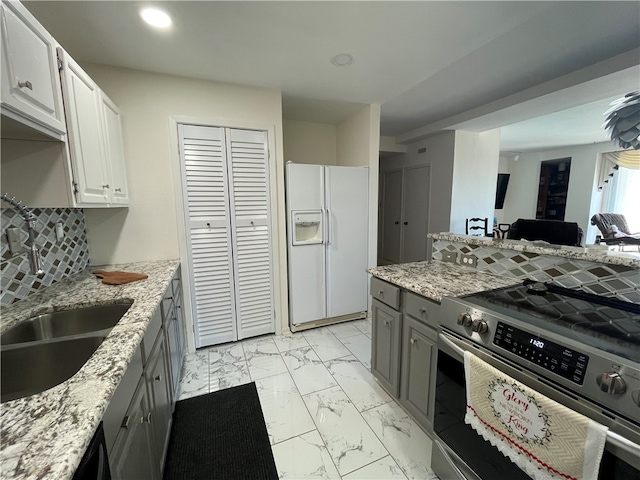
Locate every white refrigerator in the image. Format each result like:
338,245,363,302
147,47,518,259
286,163,369,327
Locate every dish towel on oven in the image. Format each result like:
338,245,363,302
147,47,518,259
464,351,608,480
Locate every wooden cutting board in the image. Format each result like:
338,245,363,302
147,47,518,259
93,270,148,285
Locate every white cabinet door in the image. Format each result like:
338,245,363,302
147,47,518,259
179,125,275,348
227,129,274,339
60,52,110,204
101,92,129,204
0,0,66,138
179,125,236,347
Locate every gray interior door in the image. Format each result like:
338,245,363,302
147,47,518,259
381,169,403,264
401,164,430,262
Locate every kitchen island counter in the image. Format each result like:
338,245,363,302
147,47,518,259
0,259,179,480
367,260,519,303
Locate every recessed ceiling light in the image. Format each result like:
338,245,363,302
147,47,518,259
140,7,172,29
331,53,355,67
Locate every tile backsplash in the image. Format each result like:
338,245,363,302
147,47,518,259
1,207,89,307
432,239,640,304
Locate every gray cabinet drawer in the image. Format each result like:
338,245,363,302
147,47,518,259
404,291,439,327
370,277,400,310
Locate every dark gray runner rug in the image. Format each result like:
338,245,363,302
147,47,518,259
163,382,278,480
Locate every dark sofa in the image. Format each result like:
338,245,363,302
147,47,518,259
507,219,583,246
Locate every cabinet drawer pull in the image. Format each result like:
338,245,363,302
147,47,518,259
410,338,417,345
18,80,33,90
141,412,152,424
121,415,131,429
114,187,122,192
154,375,162,382
102,184,110,189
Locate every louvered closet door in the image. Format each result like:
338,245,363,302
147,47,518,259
227,129,274,339
179,125,236,347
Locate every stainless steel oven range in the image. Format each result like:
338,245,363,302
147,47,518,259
432,280,640,480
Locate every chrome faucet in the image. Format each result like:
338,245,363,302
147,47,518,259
1,193,44,276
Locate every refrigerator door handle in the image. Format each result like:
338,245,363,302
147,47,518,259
326,208,332,245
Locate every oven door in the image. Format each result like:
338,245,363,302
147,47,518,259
432,330,640,480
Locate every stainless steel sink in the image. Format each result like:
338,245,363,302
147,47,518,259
1,335,107,403
1,302,132,345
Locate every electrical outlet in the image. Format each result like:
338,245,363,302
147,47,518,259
442,251,457,263
460,254,477,268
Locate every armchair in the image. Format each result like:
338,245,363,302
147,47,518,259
590,213,640,245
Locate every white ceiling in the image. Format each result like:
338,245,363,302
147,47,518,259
24,1,640,153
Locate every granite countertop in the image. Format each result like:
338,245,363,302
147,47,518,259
0,259,179,480
428,232,640,269
368,260,519,302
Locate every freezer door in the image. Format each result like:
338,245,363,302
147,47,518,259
286,163,326,325
325,166,369,318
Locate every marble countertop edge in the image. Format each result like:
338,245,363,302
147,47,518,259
367,260,519,302
0,259,180,480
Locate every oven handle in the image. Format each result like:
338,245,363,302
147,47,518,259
437,332,640,460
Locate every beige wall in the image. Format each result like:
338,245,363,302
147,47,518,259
283,119,337,165
385,131,457,234
80,63,289,343
336,105,381,275
450,129,501,234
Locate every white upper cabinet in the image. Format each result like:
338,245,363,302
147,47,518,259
0,0,66,139
59,50,129,206
101,92,129,204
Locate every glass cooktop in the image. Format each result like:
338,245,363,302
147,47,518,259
462,280,640,363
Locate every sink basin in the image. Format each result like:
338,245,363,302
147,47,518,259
1,302,132,345
1,335,106,402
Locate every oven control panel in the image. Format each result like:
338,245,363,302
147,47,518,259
493,322,589,385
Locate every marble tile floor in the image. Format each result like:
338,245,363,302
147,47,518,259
176,318,439,480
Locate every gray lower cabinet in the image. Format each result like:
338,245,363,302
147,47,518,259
163,268,185,402
370,278,440,433
400,314,437,430
104,267,185,480
145,327,173,474
371,298,402,397
109,375,158,480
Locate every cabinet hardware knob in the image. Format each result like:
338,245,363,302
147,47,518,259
378,290,384,296
419,308,427,315
410,338,416,345
403,221,408,225
165,296,173,300
114,188,122,192
102,184,110,188
250,221,255,225
141,412,152,424
121,415,131,429
394,221,399,224
383,320,390,325
155,375,162,381
18,80,33,90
